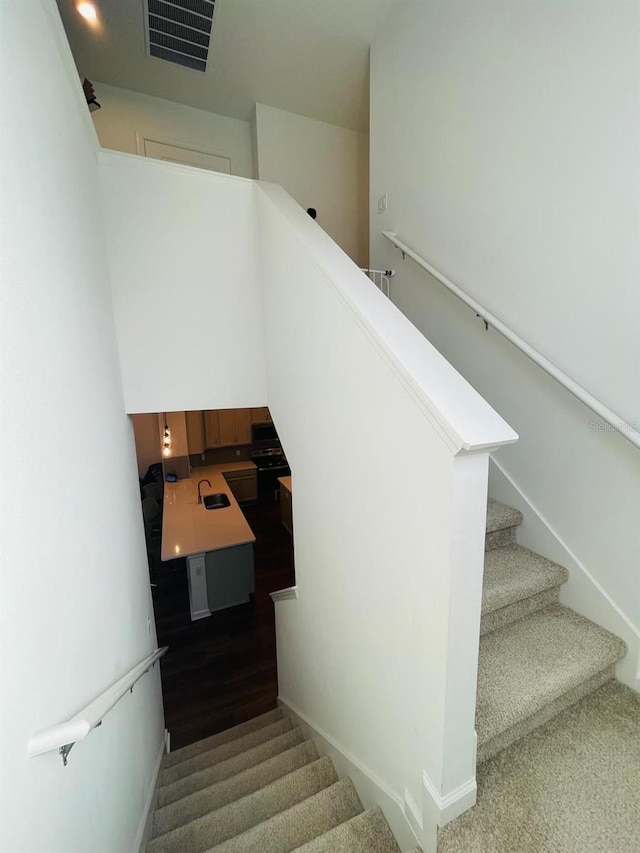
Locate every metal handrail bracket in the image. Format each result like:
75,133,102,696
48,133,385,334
382,231,639,451
27,646,168,765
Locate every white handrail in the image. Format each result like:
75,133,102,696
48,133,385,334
382,231,640,451
27,646,168,764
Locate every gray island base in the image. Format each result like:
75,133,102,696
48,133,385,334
187,545,255,620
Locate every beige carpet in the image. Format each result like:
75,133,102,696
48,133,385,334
148,708,402,853
439,679,640,852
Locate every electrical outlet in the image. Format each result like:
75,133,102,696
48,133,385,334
377,193,388,214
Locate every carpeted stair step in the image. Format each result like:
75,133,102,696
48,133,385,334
204,777,363,853
291,806,402,852
161,718,293,786
481,544,569,635
163,708,283,769
148,757,337,853
153,741,319,837
476,604,627,762
158,728,305,807
485,500,522,551
439,680,640,852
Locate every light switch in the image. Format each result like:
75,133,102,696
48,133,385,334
377,193,388,215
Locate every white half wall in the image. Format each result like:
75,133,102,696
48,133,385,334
257,182,515,845
0,4,164,851
370,0,640,664
98,154,266,414
254,103,369,266
92,82,254,178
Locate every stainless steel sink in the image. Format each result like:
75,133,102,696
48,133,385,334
203,493,231,510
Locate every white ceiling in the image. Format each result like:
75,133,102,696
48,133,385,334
55,0,398,131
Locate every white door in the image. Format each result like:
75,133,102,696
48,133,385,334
141,139,232,174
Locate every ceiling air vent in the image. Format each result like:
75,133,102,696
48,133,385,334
146,0,215,72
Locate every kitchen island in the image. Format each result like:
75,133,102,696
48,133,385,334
162,463,257,620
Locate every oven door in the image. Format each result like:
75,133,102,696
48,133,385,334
257,463,291,501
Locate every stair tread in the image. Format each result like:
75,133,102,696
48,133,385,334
441,680,640,852
476,604,627,747
163,708,283,768
204,778,363,853
148,757,337,853
486,500,522,534
158,728,305,807
153,741,319,837
482,544,568,615
291,806,402,852
161,718,293,785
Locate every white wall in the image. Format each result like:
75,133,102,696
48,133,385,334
99,154,266,414
258,183,515,847
370,0,640,682
254,104,369,266
92,82,254,178
0,4,164,852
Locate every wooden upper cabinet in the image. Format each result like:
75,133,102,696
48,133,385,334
235,408,252,444
199,408,258,448
185,411,205,455
250,407,271,424
204,410,221,448
217,409,237,446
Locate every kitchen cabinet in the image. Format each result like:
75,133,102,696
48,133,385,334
217,409,237,446
250,407,272,424
216,408,252,447
204,410,221,447
198,408,263,449
235,408,252,444
224,468,258,504
186,411,206,455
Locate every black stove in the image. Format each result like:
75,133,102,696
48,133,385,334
251,446,290,501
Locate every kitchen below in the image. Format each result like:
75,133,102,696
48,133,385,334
133,406,293,620
131,406,295,749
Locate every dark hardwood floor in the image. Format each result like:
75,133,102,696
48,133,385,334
152,500,295,751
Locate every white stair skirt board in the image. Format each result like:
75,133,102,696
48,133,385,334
269,586,298,602
403,788,438,853
488,458,639,690
135,734,166,853
278,697,420,852
187,554,211,621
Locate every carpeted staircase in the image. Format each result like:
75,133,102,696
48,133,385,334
438,500,635,851
146,499,631,853
147,708,414,853
476,500,626,763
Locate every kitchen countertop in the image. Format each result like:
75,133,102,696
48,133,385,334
278,476,292,492
161,462,257,561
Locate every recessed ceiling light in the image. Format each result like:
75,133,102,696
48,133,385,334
76,2,98,22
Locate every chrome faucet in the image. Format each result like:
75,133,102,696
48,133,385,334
197,479,211,504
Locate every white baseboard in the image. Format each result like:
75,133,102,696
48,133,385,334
422,770,476,827
278,697,421,852
489,457,639,691
135,733,166,853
